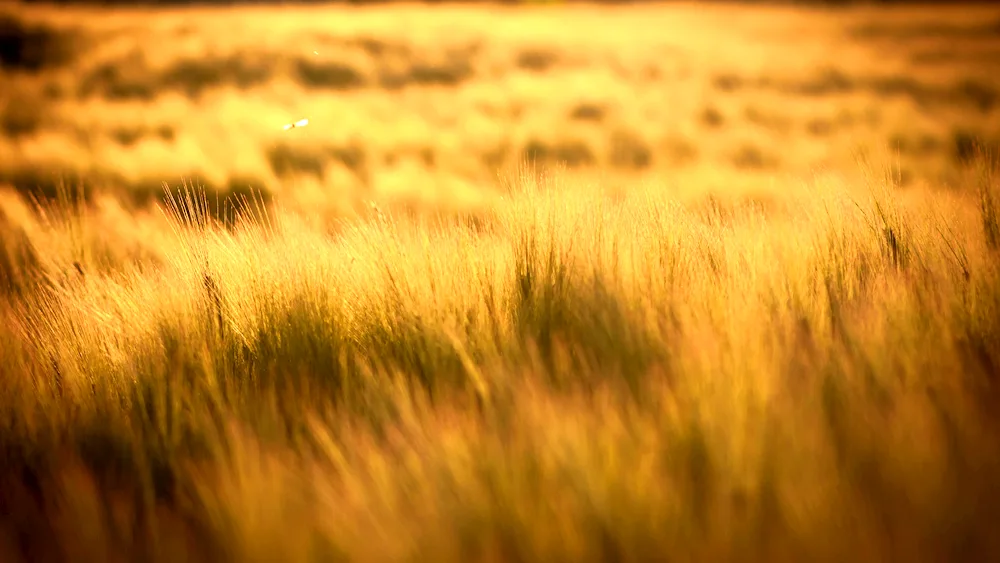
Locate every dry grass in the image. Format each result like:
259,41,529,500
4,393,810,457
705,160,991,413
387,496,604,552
2,2,1000,562
2,3,999,213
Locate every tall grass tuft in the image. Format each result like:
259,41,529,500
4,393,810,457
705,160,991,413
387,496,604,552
975,145,1000,252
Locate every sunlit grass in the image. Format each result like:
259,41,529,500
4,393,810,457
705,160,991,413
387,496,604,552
1,149,1000,560
2,2,1000,560
2,3,1000,216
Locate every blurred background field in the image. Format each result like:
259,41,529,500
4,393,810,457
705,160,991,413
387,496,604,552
2,2,999,217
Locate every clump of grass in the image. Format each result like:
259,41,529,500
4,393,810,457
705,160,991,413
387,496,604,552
77,60,158,101
607,129,652,170
294,57,367,90
731,143,777,169
0,91,44,138
77,53,274,101
855,180,912,271
0,12,79,72
0,202,41,296
377,49,474,89
162,56,273,97
521,137,595,168
975,146,1000,251
713,73,744,92
515,47,559,72
805,117,833,137
700,105,725,128
266,143,327,180
568,102,606,122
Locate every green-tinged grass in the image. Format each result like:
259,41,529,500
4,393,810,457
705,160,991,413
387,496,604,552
1,158,1000,562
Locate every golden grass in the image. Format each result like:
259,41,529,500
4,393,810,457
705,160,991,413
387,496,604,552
2,3,1000,215
1,155,1000,561
2,3,1000,562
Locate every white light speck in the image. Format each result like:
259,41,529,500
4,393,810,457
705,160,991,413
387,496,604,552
283,118,309,130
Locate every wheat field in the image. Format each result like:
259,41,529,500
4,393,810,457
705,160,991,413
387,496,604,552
2,2,1000,562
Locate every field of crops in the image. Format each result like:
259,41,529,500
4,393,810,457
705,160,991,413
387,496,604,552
2,3,1000,561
